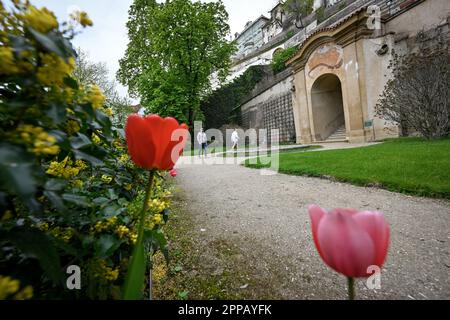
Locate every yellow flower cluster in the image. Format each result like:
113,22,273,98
50,227,74,243
92,216,117,234
114,139,125,150
124,183,132,191
0,46,19,75
129,232,138,245
94,260,119,282
118,154,129,163
0,275,33,300
17,125,60,155
115,225,130,238
70,11,93,28
91,133,101,144
101,175,113,184
66,120,81,135
46,156,87,179
71,179,83,188
145,214,163,230
1,210,13,221
147,198,168,213
37,53,75,87
86,85,105,110
22,5,58,33
104,107,113,117
37,221,49,232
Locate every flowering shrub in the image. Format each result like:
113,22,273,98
0,1,172,299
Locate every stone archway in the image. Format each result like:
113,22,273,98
310,74,345,141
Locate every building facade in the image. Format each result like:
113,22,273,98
287,0,449,143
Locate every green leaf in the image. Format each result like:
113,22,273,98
123,239,146,300
144,229,169,264
45,178,67,191
62,193,90,207
28,28,75,60
73,150,103,166
101,204,121,218
1,228,63,285
64,77,79,90
43,190,65,211
92,197,110,206
46,102,66,124
70,133,92,149
0,143,37,200
95,234,122,258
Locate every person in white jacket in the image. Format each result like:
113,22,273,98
230,129,239,151
197,128,208,157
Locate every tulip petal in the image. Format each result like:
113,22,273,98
125,114,187,170
125,114,156,168
353,211,390,267
308,204,326,260
318,210,376,278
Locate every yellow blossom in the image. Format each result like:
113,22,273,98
14,285,33,300
124,183,132,191
0,46,19,75
16,125,60,155
86,85,105,109
72,179,83,188
115,225,129,238
37,221,49,232
91,133,101,144
36,53,75,87
118,154,129,163
101,174,113,184
23,5,58,33
46,156,86,179
153,214,163,225
70,11,93,27
66,120,80,135
129,232,138,245
1,210,13,221
104,107,113,117
0,275,20,300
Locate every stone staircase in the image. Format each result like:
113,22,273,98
325,125,347,142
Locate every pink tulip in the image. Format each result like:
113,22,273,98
169,169,177,177
308,205,390,278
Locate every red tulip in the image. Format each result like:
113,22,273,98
125,114,188,170
308,205,390,278
169,169,177,177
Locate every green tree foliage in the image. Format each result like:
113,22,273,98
201,66,266,129
118,0,236,128
282,0,314,28
73,48,133,128
271,47,297,73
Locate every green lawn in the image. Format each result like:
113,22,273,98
244,138,450,199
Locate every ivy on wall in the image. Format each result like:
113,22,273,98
271,47,297,73
201,66,267,129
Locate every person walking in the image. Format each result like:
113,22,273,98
230,128,239,152
197,128,208,157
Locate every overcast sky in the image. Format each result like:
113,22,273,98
32,0,279,99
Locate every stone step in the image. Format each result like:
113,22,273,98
325,125,347,142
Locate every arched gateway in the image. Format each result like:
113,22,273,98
287,8,399,144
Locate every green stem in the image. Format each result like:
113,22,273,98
347,277,355,300
136,170,155,243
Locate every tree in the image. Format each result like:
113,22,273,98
117,0,236,128
281,0,314,29
375,42,450,139
73,48,133,127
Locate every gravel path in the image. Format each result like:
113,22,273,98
174,156,450,300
